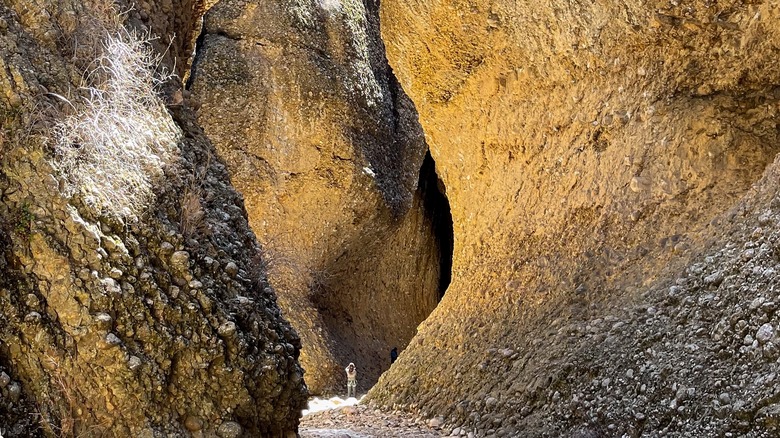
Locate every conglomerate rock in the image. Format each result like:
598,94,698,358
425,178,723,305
369,1,780,436
189,0,441,393
0,0,305,436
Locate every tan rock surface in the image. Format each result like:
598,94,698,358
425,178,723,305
189,0,443,394
369,0,780,436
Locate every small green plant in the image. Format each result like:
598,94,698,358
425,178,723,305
14,203,34,238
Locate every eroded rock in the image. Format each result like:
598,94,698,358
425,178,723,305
190,0,441,393
0,0,306,435
368,0,780,436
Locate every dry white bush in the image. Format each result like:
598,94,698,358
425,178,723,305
50,27,180,220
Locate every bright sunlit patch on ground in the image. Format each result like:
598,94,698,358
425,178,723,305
302,395,365,416
301,429,370,438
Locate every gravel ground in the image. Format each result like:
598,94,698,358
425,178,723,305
300,402,444,438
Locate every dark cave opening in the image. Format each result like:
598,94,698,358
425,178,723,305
418,151,453,299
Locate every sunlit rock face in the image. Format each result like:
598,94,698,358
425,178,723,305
0,0,305,435
369,1,780,436
189,0,442,394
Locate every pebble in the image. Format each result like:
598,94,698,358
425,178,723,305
24,311,41,323
7,381,21,402
763,342,779,360
128,355,142,370
95,313,113,329
104,333,122,348
756,324,774,343
184,415,204,431
218,321,237,338
427,417,443,428
0,371,10,388
109,267,123,279
217,421,242,438
160,241,175,255
750,297,765,310
25,294,39,308
170,250,190,274
100,277,122,294
704,272,723,286
225,261,239,277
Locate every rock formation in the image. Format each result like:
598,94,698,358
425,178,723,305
189,0,444,393
0,0,305,436
369,0,780,436
6,0,780,436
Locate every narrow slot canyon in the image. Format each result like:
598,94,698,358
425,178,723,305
298,148,455,397
3,0,780,437
185,0,455,397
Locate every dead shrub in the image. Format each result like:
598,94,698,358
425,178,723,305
48,11,180,221
34,354,102,438
179,185,207,238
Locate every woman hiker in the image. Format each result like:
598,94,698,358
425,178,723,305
345,363,357,398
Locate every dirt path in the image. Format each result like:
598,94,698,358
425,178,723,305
300,401,444,438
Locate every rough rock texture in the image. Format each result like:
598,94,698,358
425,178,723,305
370,0,780,436
0,0,305,436
126,0,217,78
189,0,441,393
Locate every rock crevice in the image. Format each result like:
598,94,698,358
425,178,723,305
419,151,454,299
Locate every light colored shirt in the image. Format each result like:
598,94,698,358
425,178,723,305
345,367,357,381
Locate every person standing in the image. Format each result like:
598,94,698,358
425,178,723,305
345,363,357,398
390,347,398,364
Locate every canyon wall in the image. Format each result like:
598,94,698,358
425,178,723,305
370,1,780,436
0,0,305,436
189,0,442,393
6,0,780,435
